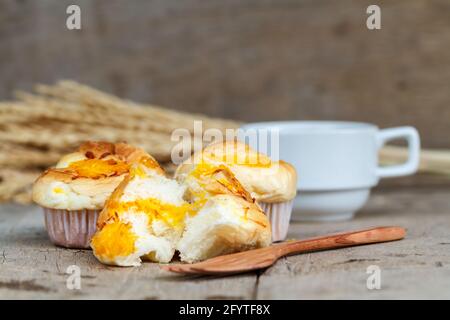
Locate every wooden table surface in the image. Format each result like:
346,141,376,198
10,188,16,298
1,186,449,299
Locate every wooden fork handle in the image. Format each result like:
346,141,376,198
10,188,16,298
274,226,406,257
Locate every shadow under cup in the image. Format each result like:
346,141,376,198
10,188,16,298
240,121,420,221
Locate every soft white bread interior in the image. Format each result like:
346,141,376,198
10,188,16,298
177,194,271,263
175,140,297,203
91,162,188,266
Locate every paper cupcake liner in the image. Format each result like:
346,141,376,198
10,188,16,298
42,208,100,249
258,200,293,242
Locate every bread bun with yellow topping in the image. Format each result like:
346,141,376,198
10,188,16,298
33,141,162,210
32,141,161,248
175,140,296,203
175,140,297,242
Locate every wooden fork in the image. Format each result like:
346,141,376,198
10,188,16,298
160,226,406,276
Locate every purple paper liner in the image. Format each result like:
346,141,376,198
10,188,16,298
42,208,100,249
258,200,293,242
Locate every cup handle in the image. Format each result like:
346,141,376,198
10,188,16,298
376,127,420,178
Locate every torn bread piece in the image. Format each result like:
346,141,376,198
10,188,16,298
177,194,271,263
91,162,189,266
176,163,272,263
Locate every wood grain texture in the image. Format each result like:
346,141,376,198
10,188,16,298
0,205,257,299
1,188,449,299
258,189,450,299
162,227,406,275
0,0,449,148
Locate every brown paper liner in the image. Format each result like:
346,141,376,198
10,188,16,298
42,208,100,249
258,200,293,242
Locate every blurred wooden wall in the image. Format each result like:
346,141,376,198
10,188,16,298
0,0,449,148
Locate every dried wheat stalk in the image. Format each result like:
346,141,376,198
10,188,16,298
0,80,241,204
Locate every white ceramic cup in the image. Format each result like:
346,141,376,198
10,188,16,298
239,121,420,221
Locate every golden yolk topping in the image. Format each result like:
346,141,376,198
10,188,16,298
66,159,130,179
189,162,254,202
140,156,161,170
91,222,137,260
190,162,222,179
109,198,192,228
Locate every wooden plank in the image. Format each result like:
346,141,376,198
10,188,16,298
0,188,449,299
0,205,257,299
257,189,450,299
0,0,450,148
